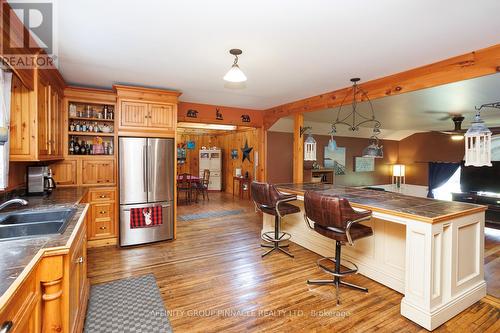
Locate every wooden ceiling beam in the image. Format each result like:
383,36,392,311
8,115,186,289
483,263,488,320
263,43,500,129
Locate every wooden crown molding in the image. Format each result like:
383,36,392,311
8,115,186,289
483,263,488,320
113,84,182,103
64,86,117,104
263,43,500,129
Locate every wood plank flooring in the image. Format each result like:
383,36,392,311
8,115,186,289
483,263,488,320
88,193,500,332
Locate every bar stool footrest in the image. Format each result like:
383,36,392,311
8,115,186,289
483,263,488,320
261,231,292,243
317,257,358,277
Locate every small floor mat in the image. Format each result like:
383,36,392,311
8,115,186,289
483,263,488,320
84,274,172,333
178,209,244,221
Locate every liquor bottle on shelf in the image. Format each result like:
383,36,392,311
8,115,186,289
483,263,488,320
80,141,87,155
75,122,81,132
74,138,80,155
69,122,75,132
108,107,114,120
69,137,75,155
103,105,108,119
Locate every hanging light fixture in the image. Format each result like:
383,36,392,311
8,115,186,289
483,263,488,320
464,104,496,167
223,49,247,83
304,132,317,161
330,78,383,157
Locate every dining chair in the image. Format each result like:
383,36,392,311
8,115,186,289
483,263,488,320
198,169,210,201
177,173,192,204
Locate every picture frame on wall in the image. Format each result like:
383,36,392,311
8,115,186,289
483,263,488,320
354,156,375,172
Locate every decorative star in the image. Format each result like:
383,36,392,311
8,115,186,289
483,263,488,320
241,140,253,163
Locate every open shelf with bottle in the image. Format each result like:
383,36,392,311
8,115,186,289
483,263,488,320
67,100,116,157
69,135,114,156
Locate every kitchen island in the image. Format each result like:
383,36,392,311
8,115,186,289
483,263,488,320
262,183,487,331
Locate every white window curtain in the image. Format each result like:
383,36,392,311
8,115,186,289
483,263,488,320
0,69,13,190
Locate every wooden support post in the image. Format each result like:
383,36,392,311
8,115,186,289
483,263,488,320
293,113,304,183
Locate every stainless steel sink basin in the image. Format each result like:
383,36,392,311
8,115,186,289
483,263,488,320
0,208,76,240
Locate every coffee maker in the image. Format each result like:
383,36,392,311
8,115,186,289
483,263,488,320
27,166,56,195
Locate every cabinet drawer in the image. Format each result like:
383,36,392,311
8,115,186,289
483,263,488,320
90,219,114,239
90,190,115,202
91,203,114,219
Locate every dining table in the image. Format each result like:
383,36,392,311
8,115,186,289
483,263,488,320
176,175,201,203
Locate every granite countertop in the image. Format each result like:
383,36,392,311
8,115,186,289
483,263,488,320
277,183,487,223
0,187,89,308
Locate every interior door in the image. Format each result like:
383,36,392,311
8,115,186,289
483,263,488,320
147,138,174,202
119,137,148,204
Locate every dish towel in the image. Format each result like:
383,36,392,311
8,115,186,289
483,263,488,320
130,206,163,228
0,70,12,190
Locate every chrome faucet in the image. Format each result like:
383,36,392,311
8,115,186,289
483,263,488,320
0,198,29,212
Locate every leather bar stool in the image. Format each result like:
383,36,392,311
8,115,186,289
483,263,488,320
303,190,373,304
251,182,300,258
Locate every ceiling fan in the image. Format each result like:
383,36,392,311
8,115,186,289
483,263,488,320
431,115,466,140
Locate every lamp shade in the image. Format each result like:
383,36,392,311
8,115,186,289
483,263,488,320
223,64,247,83
392,164,405,177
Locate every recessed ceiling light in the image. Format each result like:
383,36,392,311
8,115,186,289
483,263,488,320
223,49,247,83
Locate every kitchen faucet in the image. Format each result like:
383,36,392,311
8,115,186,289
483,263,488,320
0,198,29,212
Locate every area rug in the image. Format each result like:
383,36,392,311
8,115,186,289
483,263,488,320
84,274,172,333
177,209,244,221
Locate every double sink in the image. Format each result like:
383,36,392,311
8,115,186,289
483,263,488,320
0,208,76,240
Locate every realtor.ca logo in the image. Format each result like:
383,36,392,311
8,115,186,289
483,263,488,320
1,0,58,69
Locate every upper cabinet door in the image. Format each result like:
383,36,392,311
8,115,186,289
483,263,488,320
119,101,148,128
37,77,50,157
49,87,63,157
147,103,175,129
10,75,34,158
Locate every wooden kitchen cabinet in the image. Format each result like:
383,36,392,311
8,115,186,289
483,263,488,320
86,187,118,247
68,220,88,333
149,103,175,128
51,159,77,185
0,269,41,333
82,160,115,185
115,85,180,137
10,69,65,161
120,101,149,128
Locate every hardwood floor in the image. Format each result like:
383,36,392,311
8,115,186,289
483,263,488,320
88,193,500,332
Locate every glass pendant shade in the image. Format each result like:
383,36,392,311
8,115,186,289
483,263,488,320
328,137,337,152
304,134,317,161
464,114,492,167
223,64,247,83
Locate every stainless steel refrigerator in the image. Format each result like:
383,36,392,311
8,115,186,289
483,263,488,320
119,137,174,246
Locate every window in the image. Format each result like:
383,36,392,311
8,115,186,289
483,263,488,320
433,167,461,201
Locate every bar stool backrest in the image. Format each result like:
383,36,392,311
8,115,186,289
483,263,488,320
304,191,357,232
251,181,280,210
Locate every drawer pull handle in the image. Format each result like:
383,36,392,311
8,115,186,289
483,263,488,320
99,195,106,198
99,226,107,230
0,321,13,333
76,257,84,264
100,211,107,214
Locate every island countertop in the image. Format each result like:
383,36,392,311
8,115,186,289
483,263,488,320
276,183,487,223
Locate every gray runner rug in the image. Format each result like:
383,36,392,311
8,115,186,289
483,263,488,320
84,274,172,333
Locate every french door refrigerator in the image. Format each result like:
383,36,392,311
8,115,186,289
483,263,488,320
119,137,174,246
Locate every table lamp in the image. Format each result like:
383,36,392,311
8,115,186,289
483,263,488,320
392,164,405,188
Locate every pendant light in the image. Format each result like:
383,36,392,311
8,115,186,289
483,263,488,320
464,111,492,167
330,78,383,157
223,49,247,83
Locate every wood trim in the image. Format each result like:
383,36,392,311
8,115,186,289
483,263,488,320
292,114,303,183
263,43,500,128
64,86,117,104
114,84,181,104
